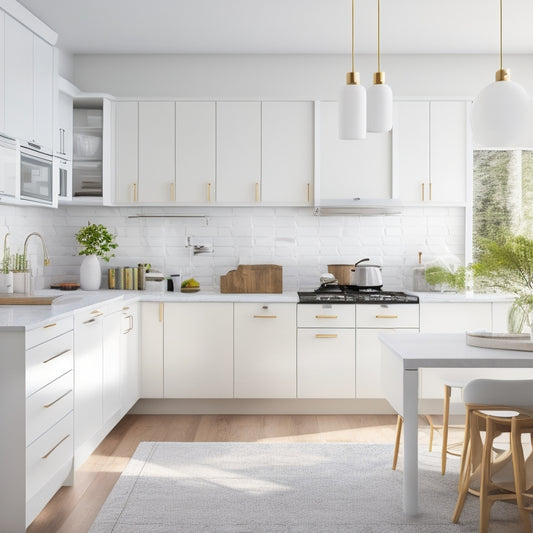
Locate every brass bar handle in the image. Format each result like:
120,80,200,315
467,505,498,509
43,389,72,408
421,182,425,201
375,314,399,319
315,334,338,338
90,309,102,315
315,315,338,319
159,302,164,322
42,434,70,459
123,306,130,311
43,323,57,329
429,182,432,201
253,315,277,319
132,183,138,202
83,318,97,325
307,183,311,203
255,182,260,202
42,349,71,364
170,182,175,202
207,182,212,202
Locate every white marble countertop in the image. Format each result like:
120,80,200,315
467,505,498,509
0,290,299,330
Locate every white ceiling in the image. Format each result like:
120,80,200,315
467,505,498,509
16,0,533,55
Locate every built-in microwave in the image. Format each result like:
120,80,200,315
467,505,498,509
20,145,54,204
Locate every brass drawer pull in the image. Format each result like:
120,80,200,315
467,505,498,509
315,334,338,338
83,318,97,325
375,314,399,319
255,182,260,202
159,302,164,322
43,389,72,408
207,182,212,202
43,323,57,329
90,309,102,315
315,315,338,319
253,315,277,319
42,434,70,459
122,306,130,311
42,349,71,364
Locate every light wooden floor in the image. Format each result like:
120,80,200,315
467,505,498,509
27,413,446,533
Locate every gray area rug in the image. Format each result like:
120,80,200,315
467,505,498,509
89,442,524,532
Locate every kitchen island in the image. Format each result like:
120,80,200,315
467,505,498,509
379,332,533,516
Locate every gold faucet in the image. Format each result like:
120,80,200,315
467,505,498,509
23,232,50,266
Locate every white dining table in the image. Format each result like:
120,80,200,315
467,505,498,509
379,332,533,516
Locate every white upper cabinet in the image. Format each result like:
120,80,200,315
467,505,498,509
216,101,261,203
0,12,5,133
393,100,469,203
4,14,33,143
4,15,54,152
138,101,175,203
55,91,73,160
319,101,392,201
114,101,139,203
261,101,314,204
175,101,216,203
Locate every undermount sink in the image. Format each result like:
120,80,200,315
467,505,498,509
0,295,58,305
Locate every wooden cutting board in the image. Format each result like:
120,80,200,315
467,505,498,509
220,265,282,293
0,295,57,305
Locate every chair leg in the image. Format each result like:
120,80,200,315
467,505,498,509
479,416,495,533
457,406,471,493
441,384,451,475
452,410,473,523
426,414,434,452
392,415,402,470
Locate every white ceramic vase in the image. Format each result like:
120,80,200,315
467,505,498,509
12,272,26,293
80,254,101,290
0,272,13,294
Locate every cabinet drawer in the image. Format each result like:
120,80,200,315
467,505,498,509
26,315,73,349
356,304,419,328
26,331,73,397
297,304,355,328
27,371,73,446
26,412,73,503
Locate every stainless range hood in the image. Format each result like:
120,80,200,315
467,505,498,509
314,199,403,216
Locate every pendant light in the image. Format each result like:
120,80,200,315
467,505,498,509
367,0,392,133
471,0,529,147
339,0,366,140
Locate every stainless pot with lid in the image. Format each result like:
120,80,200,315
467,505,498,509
350,258,383,288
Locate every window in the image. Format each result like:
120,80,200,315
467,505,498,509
473,150,533,259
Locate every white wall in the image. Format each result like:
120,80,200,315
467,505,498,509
0,204,464,292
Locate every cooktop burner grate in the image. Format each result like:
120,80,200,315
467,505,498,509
298,287,419,304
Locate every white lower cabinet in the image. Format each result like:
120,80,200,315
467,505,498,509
234,303,296,398
164,303,233,398
140,302,164,397
102,309,122,424
120,302,140,414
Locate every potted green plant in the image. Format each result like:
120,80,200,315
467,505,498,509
0,247,13,294
75,222,118,290
11,252,29,294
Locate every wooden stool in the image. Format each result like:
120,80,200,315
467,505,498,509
392,382,465,475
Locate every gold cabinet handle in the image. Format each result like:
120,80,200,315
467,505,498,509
90,309,102,315
421,182,425,201
132,183,138,202
123,306,130,311
255,182,260,202
43,389,72,408
43,323,57,329
42,349,71,364
315,315,338,319
307,183,311,203
253,315,277,319
170,182,175,201
375,314,399,319
207,182,212,202
315,334,338,338
42,434,70,459
429,182,432,201
159,302,164,322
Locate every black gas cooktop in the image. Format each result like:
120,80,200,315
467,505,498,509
298,285,419,304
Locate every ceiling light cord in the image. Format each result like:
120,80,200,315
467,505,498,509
377,0,381,73
499,0,503,71
351,0,355,74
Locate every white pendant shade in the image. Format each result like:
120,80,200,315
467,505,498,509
471,79,530,147
367,82,393,133
339,83,367,140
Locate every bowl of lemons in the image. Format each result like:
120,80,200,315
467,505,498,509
181,278,200,292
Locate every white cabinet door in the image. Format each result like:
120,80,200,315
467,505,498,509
297,328,356,398
175,101,216,203
394,100,468,203
102,310,121,424
140,302,164,398
4,15,33,142
0,12,5,133
216,101,261,203
234,303,296,398
430,101,467,203
114,101,139,203
262,101,314,204
32,35,54,151
56,91,73,159
393,101,430,202
74,312,103,456
319,101,392,201
164,303,233,398
120,303,140,413
138,101,175,202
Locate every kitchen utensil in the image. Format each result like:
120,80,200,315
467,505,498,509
320,273,338,285
220,264,282,293
50,282,80,291
350,258,383,288
327,265,352,285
